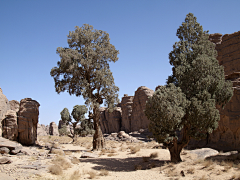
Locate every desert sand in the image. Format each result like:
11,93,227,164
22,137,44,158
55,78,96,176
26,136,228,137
0,135,239,180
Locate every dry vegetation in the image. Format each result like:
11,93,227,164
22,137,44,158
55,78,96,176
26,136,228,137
28,136,240,180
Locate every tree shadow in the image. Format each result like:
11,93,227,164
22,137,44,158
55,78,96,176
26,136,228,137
80,157,169,172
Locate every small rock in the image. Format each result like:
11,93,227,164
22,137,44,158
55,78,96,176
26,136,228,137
0,147,10,154
0,157,12,164
189,148,219,160
81,152,98,158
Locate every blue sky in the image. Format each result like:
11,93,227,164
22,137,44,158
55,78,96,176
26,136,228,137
1,0,239,126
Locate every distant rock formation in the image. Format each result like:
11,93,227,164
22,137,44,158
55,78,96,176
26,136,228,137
18,98,40,145
99,86,154,133
49,122,59,136
0,88,10,137
37,124,48,136
2,110,18,141
9,100,19,112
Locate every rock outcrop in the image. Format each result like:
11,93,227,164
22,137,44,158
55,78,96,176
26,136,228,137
9,100,20,112
18,98,40,145
0,88,10,137
49,122,59,136
2,110,18,141
121,94,133,132
99,86,154,133
99,107,122,134
131,86,154,132
37,124,48,136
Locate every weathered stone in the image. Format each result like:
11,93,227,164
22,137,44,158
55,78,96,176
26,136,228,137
131,86,154,132
49,122,59,136
2,110,18,141
0,137,23,152
37,123,48,136
18,98,40,145
0,88,10,137
121,94,133,133
188,148,219,160
0,147,10,154
99,107,122,134
9,100,19,112
0,157,12,164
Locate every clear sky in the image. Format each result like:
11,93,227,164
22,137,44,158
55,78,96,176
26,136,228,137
1,0,240,126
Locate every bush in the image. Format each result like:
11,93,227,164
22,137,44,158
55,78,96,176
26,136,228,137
59,125,70,136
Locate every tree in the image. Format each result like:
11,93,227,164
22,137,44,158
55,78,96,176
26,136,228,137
60,105,87,142
144,13,233,162
51,24,120,150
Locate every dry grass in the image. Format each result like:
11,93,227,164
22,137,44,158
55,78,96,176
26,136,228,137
99,169,109,176
71,157,80,164
119,146,127,152
150,152,158,158
187,167,195,174
129,145,141,154
70,170,81,180
48,164,63,175
51,148,65,156
107,153,117,157
52,155,72,170
64,151,72,155
86,143,92,149
134,164,142,170
199,175,207,180
87,170,97,179
165,168,178,177
73,137,92,146
38,136,72,144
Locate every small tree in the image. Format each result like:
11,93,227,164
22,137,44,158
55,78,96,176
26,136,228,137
145,13,233,162
51,24,119,150
60,105,88,142
59,125,70,136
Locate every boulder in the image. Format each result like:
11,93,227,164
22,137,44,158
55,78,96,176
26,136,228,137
0,147,10,154
0,88,10,137
131,86,154,132
188,148,219,160
37,123,48,136
49,122,59,136
0,137,22,154
0,157,12,164
18,98,40,145
2,110,18,141
121,94,133,133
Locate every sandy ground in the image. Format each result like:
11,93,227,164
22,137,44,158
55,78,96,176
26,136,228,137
0,136,240,180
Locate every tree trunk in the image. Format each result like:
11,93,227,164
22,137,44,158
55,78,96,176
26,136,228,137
168,138,184,162
92,106,105,150
168,125,190,162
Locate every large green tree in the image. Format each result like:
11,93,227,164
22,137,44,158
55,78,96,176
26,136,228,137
145,13,233,162
51,24,120,150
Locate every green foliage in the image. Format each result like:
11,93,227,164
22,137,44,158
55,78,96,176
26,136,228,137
145,83,188,143
59,125,70,136
50,24,120,111
145,13,233,145
60,108,71,125
71,105,88,122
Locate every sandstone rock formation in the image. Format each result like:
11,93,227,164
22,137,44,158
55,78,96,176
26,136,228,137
49,122,59,136
99,86,154,133
2,110,18,141
9,100,20,112
0,88,10,137
37,124,48,136
121,94,133,132
131,86,154,132
18,98,40,145
99,107,122,134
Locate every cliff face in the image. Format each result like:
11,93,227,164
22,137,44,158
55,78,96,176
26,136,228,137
188,31,240,151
